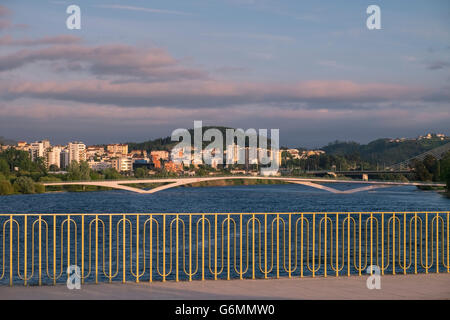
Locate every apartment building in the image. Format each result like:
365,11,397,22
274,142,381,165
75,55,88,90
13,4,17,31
150,150,169,161
29,140,49,161
107,144,128,157
46,146,62,169
68,142,86,163
111,157,133,172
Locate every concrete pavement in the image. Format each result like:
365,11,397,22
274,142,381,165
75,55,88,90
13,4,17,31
1,274,449,300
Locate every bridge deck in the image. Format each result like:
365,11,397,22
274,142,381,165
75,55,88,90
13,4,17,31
42,176,446,194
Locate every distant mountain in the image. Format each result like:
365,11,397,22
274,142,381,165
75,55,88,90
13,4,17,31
0,136,16,146
322,138,450,165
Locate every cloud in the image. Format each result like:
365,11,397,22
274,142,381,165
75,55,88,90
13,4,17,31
0,5,11,17
0,5,28,31
0,20,10,31
0,44,207,81
0,35,81,46
202,32,294,42
426,60,450,70
0,79,425,109
94,4,191,16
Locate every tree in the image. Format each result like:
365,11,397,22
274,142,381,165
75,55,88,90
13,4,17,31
135,167,147,178
67,161,81,180
13,176,35,194
413,160,432,181
103,168,121,180
440,152,450,191
0,158,9,175
79,161,91,181
49,164,59,172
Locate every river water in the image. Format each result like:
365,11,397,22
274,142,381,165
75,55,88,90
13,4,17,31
0,183,449,213
0,184,449,284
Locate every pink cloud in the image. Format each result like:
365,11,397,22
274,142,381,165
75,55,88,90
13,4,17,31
0,35,81,46
0,78,426,108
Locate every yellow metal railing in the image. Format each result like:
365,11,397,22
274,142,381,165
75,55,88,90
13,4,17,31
0,212,449,286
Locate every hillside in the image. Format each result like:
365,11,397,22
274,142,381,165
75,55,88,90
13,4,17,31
0,136,16,146
322,138,450,165
127,126,272,152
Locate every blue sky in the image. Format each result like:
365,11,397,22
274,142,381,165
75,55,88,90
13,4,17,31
0,0,449,147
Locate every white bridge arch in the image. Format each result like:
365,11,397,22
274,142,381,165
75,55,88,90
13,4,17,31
42,176,445,194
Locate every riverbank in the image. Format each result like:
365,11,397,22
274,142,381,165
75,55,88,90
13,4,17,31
1,274,449,300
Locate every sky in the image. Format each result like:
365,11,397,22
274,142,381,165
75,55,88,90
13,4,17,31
0,0,449,147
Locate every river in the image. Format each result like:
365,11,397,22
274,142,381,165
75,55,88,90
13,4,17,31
0,183,448,213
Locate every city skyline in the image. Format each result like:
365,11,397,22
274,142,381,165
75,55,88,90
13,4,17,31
0,1,449,147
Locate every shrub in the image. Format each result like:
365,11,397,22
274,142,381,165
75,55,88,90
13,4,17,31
34,183,45,194
13,176,35,194
0,180,13,195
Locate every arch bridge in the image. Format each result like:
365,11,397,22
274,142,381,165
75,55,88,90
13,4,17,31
42,176,446,194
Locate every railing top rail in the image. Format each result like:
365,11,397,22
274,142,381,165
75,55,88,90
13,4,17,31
0,211,449,216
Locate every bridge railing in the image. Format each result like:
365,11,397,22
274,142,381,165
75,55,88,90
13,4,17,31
0,212,449,286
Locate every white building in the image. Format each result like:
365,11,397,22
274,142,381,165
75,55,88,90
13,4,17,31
111,157,133,172
88,161,112,171
46,146,62,169
29,141,49,161
68,142,86,163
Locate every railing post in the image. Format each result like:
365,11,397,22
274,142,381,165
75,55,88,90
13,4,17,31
189,215,192,282
414,213,417,274
393,213,396,275
347,213,350,277
136,215,140,283
202,214,205,281
109,215,112,283
324,212,327,278
215,214,218,281
9,215,13,286
53,215,56,285
95,215,98,284
149,214,152,283
425,213,428,274
163,215,166,282
370,213,373,274
240,213,243,280
288,213,291,278
264,214,267,279
67,214,70,280
176,214,179,282
403,213,406,275
39,215,42,286
436,213,439,274
24,215,27,286
252,214,256,280
227,214,230,280
81,215,84,284
300,213,303,278
336,213,338,277
447,212,449,274
381,214,384,276
122,214,126,283
276,213,280,279
358,213,361,276
312,213,315,278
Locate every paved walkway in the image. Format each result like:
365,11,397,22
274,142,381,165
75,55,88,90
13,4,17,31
1,274,449,300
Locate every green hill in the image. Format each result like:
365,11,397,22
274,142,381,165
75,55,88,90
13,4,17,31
322,137,450,165
127,126,272,152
